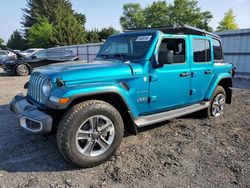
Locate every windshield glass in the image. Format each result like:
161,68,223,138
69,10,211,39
96,33,155,60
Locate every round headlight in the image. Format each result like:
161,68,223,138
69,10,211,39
42,79,51,97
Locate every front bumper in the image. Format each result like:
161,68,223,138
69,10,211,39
10,94,52,134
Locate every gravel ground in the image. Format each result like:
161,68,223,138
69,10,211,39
0,70,250,188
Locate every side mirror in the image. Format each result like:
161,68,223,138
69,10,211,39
32,55,37,59
157,50,173,65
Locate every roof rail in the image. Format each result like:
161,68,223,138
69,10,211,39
125,24,220,39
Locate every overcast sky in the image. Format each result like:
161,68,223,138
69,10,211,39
0,0,249,42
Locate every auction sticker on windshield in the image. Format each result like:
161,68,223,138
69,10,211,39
136,35,152,42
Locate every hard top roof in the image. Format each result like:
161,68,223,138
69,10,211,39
125,24,220,39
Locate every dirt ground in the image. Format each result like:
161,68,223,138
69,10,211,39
0,69,249,188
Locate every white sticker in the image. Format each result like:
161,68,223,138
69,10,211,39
136,35,152,42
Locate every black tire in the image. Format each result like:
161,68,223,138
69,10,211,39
57,100,124,168
16,64,30,76
206,85,226,118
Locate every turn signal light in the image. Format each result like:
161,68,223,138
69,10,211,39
58,98,70,104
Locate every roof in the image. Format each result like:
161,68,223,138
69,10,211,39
125,24,220,39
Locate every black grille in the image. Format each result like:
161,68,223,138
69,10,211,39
28,74,46,102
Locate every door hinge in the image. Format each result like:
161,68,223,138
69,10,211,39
149,75,158,82
148,96,157,103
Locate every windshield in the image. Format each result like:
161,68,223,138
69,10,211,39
96,33,155,61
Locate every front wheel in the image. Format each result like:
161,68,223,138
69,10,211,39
57,100,124,168
16,64,30,76
207,86,226,117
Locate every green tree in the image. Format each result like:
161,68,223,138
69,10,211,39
216,9,239,31
168,0,213,30
27,17,53,48
120,0,213,31
74,12,86,27
22,0,86,46
98,27,119,40
0,37,4,49
120,3,146,30
6,30,26,50
86,29,100,43
144,1,170,27
51,14,87,46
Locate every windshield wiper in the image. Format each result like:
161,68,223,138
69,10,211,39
98,53,109,59
110,53,127,61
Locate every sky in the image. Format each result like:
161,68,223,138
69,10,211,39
0,0,249,42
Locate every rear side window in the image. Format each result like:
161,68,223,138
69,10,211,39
193,39,211,63
47,50,61,58
212,39,223,60
35,50,46,59
62,51,72,56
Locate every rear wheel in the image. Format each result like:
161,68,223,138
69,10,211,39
207,86,226,117
57,100,124,168
16,64,30,76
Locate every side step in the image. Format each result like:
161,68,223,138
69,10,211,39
134,101,210,127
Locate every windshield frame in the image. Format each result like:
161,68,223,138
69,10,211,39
96,32,157,61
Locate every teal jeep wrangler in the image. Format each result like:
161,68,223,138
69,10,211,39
11,25,234,167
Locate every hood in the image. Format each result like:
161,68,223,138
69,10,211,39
4,47,25,58
35,60,142,85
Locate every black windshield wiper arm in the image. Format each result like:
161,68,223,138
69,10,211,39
111,53,127,61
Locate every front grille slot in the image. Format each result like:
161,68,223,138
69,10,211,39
28,74,46,103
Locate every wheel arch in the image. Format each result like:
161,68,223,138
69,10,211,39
205,75,232,104
66,92,138,135
218,78,232,104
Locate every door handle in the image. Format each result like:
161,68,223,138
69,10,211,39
204,70,212,74
180,72,190,77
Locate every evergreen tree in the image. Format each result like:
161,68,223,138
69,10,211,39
6,30,27,50
217,9,239,31
86,29,100,43
98,27,119,40
27,17,53,48
0,37,4,49
22,0,86,46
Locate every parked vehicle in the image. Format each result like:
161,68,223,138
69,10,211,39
0,50,16,66
21,48,44,56
2,48,79,76
10,25,234,167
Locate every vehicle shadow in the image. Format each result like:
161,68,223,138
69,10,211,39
0,104,77,173
0,71,16,77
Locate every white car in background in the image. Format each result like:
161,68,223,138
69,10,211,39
21,48,44,56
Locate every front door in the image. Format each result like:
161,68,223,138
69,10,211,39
148,36,191,114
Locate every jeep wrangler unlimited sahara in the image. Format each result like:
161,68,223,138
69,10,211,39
10,25,234,167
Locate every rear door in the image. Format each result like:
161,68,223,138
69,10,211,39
190,36,214,103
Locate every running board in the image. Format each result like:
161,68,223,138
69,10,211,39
134,101,210,127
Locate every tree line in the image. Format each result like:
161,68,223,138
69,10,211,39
0,0,239,50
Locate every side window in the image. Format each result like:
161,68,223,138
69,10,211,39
47,50,61,58
193,39,211,63
212,39,223,61
35,50,46,59
158,38,186,64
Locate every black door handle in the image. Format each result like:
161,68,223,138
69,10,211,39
205,70,212,74
180,72,190,77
